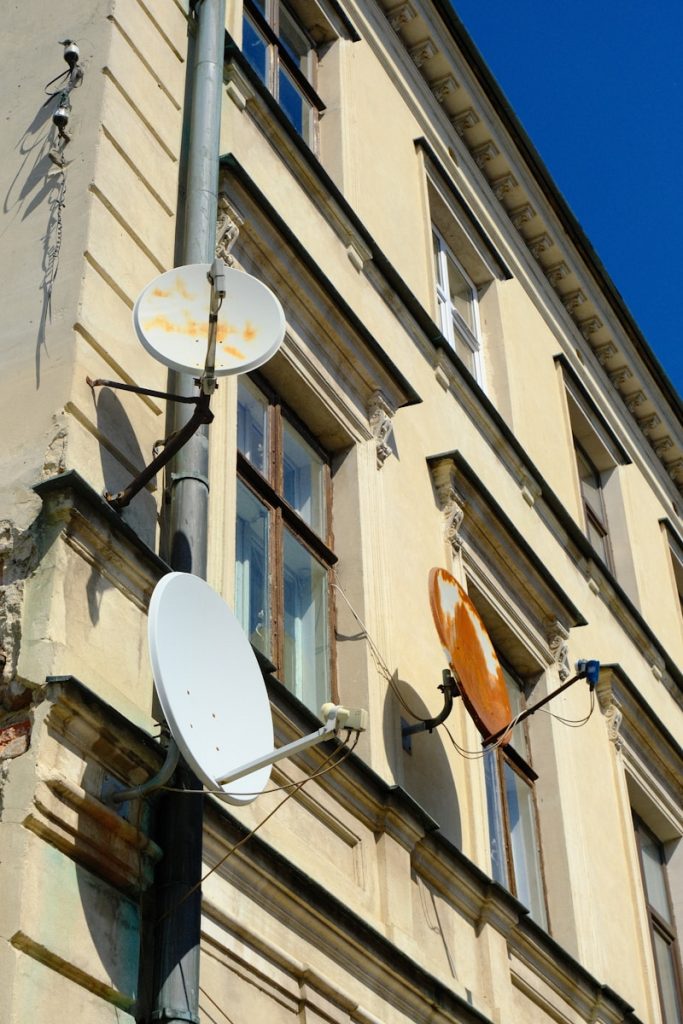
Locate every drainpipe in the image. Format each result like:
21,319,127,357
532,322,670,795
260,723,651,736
147,1,225,1022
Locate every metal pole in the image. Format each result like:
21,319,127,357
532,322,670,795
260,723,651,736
148,2,225,1023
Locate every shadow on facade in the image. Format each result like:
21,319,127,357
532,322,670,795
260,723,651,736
86,386,158,623
382,673,462,849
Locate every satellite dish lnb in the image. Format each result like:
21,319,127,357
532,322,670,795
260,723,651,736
149,573,368,805
429,568,512,743
133,263,285,377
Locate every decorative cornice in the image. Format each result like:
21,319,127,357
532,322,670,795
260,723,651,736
490,173,517,200
608,366,633,389
431,74,459,103
545,261,571,287
561,289,586,314
509,203,535,229
408,38,437,67
666,458,683,483
593,340,618,366
471,140,499,168
577,316,603,339
636,412,661,436
623,390,647,413
653,436,674,457
544,618,570,681
368,391,394,468
387,1,416,30
451,108,479,136
527,233,553,259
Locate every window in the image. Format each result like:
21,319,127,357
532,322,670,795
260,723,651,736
633,816,683,1024
574,438,614,572
432,225,482,377
484,666,548,928
242,0,323,148
558,357,632,582
235,376,335,712
666,530,683,623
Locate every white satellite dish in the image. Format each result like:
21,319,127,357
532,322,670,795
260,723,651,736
149,571,274,805
133,263,285,377
148,573,368,806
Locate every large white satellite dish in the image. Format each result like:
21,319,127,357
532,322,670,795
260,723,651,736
148,573,369,806
149,571,274,804
133,263,285,377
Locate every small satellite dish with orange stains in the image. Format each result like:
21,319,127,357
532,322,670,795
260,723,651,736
133,264,285,376
429,567,512,743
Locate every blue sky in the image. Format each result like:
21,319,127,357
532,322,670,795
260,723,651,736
451,0,683,398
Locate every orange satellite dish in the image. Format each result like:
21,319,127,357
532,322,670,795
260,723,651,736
429,568,511,743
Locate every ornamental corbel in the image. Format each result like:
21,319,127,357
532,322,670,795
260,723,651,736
544,617,570,681
216,193,243,265
596,680,623,750
430,459,465,554
368,392,394,469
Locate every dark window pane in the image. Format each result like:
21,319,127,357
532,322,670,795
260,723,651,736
277,65,312,142
235,481,271,657
242,13,268,84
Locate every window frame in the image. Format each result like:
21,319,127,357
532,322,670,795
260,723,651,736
235,374,338,708
573,437,615,574
432,224,483,379
633,814,683,1024
483,663,549,929
242,0,324,149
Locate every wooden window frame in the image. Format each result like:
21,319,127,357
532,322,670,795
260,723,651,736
242,0,324,150
236,374,338,704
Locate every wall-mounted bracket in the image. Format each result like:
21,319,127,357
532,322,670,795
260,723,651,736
86,259,228,510
216,703,367,786
401,670,460,753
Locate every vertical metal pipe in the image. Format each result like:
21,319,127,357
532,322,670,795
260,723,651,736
167,0,225,575
148,2,225,1022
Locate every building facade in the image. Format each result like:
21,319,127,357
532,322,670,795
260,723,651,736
1,0,682,1022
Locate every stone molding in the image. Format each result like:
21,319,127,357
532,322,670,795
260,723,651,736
490,173,517,200
471,140,499,168
561,289,587,314
593,340,618,365
608,366,633,389
578,316,603,339
408,38,437,67
527,232,554,259
387,0,416,30
545,261,571,287
431,74,459,103
509,203,536,229
451,108,479,136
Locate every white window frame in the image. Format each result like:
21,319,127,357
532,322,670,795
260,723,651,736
432,225,484,383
